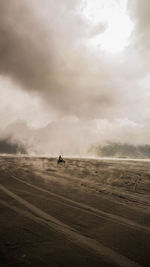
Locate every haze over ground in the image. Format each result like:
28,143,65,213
0,0,150,155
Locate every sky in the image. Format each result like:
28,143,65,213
0,0,150,155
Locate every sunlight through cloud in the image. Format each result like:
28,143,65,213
81,0,134,53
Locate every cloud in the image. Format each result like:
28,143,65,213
0,0,150,156
1,117,149,156
90,22,107,37
89,142,150,158
0,0,119,119
128,0,150,48
0,136,26,154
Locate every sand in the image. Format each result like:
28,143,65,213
0,156,150,266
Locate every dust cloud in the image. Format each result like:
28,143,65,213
0,0,150,156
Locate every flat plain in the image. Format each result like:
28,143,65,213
0,156,150,267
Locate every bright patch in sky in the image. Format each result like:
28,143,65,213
81,0,134,53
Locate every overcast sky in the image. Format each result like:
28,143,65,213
0,0,150,155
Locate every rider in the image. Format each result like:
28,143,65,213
58,155,65,163
58,155,63,162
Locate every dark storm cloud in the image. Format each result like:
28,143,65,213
0,136,26,154
0,1,55,94
0,0,116,119
1,0,150,156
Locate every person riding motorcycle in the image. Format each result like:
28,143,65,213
58,155,65,164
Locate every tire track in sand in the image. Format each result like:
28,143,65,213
0,199,48,227
34,170,150,209
9,173,150,233
0,184,141,267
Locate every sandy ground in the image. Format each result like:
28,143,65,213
0,156,150,267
